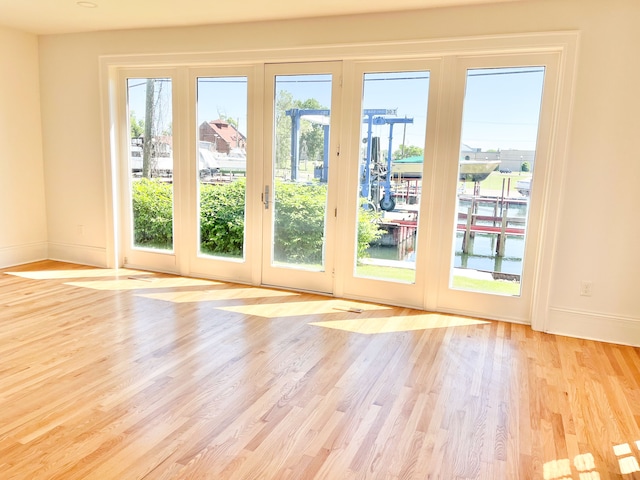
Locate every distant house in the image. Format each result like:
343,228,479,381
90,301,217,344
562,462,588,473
199,119,246,154
460,145,536,172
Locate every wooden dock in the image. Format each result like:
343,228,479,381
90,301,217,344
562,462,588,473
377,219,417,247
458,207,526,256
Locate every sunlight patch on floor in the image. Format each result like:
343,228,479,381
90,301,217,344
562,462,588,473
309,312,489,334
216,300,390,319
618,456,640,475
573,453,596,472
65,276,224,291
543,459,571,479
6,268,149,280
614,442,640,475
137,287,300,303
543,444,640,479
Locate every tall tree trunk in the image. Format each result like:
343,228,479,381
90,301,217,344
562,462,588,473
142,79,155,178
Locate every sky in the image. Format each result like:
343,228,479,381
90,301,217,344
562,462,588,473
127,66,545,154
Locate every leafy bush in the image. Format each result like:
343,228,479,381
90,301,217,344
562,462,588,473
272,182,385,265
521,161,531,172
273,182,328,264
356,202,385,261
131,178,173,249
132,178,384,263
200,180,246,257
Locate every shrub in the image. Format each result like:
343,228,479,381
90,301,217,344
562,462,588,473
356,201,385,260
131,178,384,263
200,180,246,257
273,182,328,264
131,178,173,249
272,182,385,265
521,161,531,172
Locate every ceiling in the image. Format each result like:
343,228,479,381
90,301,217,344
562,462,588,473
0,0,519,35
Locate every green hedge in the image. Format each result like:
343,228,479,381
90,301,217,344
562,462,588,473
200,179,246,258
273,182,327,264
131,178,383,262
132,178,174,249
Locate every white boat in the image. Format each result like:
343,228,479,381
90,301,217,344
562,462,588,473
458,159,501,182
392,155,500,182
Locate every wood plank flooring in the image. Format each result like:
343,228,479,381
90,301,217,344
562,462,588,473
1,260,639,479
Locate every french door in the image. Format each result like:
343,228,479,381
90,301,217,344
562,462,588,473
431,52,560,322
120,68,181,274
186,66,258,284
116,50,563,324
337,53,560,322
338,59,441,308
260,62,342,294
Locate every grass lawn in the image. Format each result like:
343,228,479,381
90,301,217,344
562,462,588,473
356,263,520,296
356,264,416,282
461,171,532,194
451,275,521,296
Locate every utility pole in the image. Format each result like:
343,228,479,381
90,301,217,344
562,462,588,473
142,79,155,178
401,115,407,158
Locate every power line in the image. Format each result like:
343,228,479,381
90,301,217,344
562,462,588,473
127,68,544,89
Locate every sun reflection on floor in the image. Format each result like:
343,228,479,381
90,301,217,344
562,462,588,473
543,442,640,479
614,442,640,475
309,312,489,334
137,287,300,303
6,268,149,280
65,276,224,291
216,300,390,319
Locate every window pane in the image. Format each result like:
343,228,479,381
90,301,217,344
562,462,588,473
354,71,430,284
127,78,174,251
450,67,545,296
272,74,332,271
196,76,248,260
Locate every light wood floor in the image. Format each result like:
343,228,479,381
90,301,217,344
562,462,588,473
1,261,639,479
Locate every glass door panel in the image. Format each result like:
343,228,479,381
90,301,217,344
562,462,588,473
262,64,341,293
124,76,176,269
354,71,430,284
186,66,255,284
196,76,248,260
272,74,331,271
449,66,545,296
339,59,439,309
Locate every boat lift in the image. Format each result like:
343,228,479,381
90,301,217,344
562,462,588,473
286,108,413,211
286,108,331,183
361,109,413,211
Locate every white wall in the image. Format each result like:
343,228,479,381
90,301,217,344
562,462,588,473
36,0,640,344
0,26,47,267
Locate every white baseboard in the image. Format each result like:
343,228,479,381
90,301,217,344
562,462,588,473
546,307,640,347
47,243,108,268
0,242,48,268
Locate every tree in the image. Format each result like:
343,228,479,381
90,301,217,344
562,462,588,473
275,90,294,171
393,144,423,160
218,113,239,129
297,98,326,165
130,112,144,138
136,78,171,178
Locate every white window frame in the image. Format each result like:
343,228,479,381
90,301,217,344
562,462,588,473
100,31,578,331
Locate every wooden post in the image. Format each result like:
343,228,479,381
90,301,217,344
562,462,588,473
463,206,473,254
497,209,508,257
470,197,477,240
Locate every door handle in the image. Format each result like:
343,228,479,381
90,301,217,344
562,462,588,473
263,185,270,209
